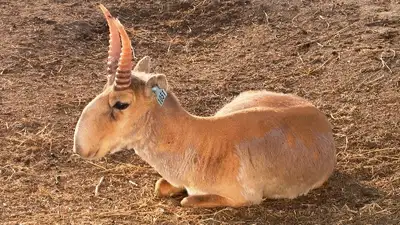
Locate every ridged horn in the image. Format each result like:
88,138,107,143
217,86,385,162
113,18,133,91
99,4,120,83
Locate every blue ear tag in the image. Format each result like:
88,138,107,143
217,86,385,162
151,86,167,106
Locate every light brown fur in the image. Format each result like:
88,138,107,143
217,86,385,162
74,56,336,208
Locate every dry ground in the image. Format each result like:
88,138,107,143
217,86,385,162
0,0,399,224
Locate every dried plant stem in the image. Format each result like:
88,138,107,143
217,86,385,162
95,176,105,197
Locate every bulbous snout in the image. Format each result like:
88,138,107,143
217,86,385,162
72,92,117,160
73,113,100,159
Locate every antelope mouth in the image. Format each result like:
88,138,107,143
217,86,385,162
76,148,100,160
87,148,100,160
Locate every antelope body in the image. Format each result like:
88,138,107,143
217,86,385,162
73,4,336,208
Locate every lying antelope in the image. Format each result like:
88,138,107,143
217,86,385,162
73,4,336,208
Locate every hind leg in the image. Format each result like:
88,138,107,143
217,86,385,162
180,194,250,208
155,178,186,197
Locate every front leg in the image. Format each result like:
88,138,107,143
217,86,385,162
180,194,248,208
154,178,186,197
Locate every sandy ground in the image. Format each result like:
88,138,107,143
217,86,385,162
0,0,399,224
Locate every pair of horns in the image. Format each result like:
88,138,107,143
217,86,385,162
99,4,133,91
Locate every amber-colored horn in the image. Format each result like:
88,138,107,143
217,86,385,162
113,18,133,90
99,4,120,81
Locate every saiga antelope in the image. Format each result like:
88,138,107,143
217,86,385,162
73,4,336,208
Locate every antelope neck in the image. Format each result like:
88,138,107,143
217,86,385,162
130,92,199,156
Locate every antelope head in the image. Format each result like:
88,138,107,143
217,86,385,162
73,5,168,159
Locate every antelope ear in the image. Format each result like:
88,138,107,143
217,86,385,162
133,56,151,73
145,74,168,97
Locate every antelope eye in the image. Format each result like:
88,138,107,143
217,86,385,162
113,101,130,110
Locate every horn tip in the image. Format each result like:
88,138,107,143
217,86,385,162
98,3,105,11
98,3,113,19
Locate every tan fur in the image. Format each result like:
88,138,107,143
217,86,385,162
74,57,336,208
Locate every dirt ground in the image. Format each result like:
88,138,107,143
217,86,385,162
0,0,399,224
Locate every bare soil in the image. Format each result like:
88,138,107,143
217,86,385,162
1,0,399,224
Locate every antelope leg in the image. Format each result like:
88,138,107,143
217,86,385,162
155,178,186,197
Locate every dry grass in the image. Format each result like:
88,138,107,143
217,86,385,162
0,0,399,224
